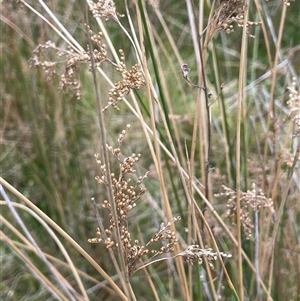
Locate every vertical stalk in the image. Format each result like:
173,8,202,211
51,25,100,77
137,1,191,299
236,0,250,299
190,0,211,215
263,4,288,192
84,4,134,300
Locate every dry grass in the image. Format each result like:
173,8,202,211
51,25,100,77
1,0,299,300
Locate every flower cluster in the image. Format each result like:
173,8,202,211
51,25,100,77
206,0,261,42
215,183,275,239
29,26,110,100
177,245,232,269
88,125,179,276
87,0,124,21
29,41,58,82
145,216,181,256
103,50,146,111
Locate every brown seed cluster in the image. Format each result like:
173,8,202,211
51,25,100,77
87,0,124,21
215,183,275,239
88,126,179,276
59,62,82,100
280,148,298,168
206,0,261,43
29,27,145,105
29,41,58,82
145,217,181,256
29,27,110,99
86,27,109,68
59,28,109,99
30,42,84,99
177,245,232,269
103,50,146,111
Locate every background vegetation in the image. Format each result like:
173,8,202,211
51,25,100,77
1,0,299,300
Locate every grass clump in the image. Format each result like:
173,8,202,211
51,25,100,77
1,0,299,300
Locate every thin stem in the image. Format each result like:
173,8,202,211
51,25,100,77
83,5,134,300
0,177,128,301
236,0,250,298
263,4,288,191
